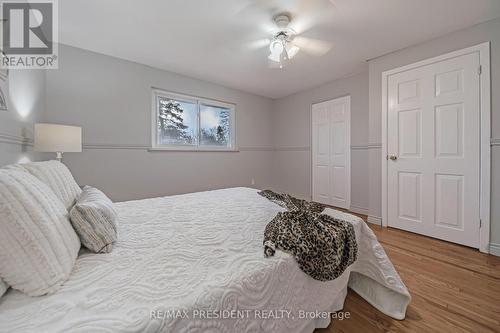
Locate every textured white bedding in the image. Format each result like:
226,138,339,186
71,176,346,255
0,187,410,332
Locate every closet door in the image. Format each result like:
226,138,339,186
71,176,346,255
386,53,480,247
312,96,351,209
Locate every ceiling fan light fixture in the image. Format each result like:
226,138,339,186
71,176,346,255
269,39,284,55
268,51,281,63
285,44,300,59
265,13,305,68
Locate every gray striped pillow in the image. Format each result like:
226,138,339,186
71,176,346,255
69,186,117,253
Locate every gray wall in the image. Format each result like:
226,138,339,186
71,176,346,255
0,69,46,166
271,71,370,214
44,45,275,201
367,17,500,244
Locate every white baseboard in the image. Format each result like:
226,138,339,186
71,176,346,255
489,243,500,257
349,205,369,216
367,215,382,225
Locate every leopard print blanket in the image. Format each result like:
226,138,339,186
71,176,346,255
258,190,358,281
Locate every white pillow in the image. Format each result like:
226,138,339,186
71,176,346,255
1,163,29,173
0,170,81,296
19,160,82,210
0,278,8,297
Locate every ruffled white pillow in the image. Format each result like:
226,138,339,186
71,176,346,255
0,278,8,298
19,160,82,210
0,170,81,296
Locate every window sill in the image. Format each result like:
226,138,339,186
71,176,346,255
148,147,239,152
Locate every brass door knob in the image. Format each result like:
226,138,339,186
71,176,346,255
388,155,398,161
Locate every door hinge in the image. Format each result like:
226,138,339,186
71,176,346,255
478,65,482,75
480,219,482,228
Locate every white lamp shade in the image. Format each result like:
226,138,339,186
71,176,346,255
34,123,82,153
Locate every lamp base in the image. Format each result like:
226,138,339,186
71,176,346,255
55,152,63,162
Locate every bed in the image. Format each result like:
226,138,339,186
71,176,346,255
0,187,410,332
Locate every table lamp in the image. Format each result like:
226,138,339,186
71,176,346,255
34,123,82,162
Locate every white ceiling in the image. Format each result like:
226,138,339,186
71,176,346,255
59,0,500,99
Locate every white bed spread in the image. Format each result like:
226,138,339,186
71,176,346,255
0,187,410,332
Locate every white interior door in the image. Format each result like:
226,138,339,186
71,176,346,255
312,96,351,209
387,53,480,247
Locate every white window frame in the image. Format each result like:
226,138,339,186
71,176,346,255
151,89,237,151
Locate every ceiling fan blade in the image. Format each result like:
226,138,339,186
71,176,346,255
289,16,315,35
290,0,336,34
292,36,333,56
245,38,271,50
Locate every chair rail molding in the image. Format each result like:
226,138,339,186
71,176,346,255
82,142,311,152
0,132,33,146
351,143,382,150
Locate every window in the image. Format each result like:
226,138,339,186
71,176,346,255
152,89,236,150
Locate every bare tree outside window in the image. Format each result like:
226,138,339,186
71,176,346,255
157,97,197,145
200,104,231,146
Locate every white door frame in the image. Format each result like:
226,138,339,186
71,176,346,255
381,42,491,253
310,95,351,209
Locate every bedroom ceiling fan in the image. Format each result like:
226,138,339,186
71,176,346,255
242,0,336,69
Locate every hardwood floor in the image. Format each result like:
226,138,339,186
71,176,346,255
316,219,500,333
